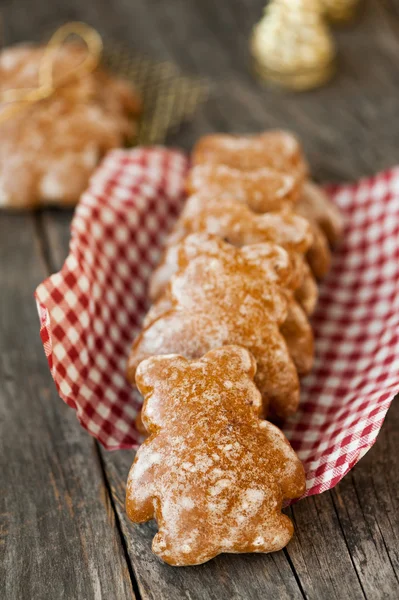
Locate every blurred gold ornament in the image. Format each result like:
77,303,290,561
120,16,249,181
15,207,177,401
322,0,361,23
251,0,336,91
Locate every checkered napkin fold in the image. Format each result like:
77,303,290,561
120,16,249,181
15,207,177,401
35,147,399,498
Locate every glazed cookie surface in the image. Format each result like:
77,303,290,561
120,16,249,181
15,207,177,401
126,346,306,566
192,130,309,181
187,163,301,212
147,224,315,377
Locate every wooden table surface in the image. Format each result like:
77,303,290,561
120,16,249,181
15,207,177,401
1,1,399,598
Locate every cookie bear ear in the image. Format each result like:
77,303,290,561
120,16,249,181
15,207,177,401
135,354,188,398
202,345,257,379
176,232,225,268
255,211,313,254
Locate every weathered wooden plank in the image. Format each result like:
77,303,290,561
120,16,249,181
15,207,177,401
329,401,399,598
285,495,366,600
285,399,399,600
0,213,136,600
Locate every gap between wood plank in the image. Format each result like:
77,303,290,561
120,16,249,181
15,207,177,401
327,492,367,599
33,210,58,274
94,442,144,600
348,473,399,587
283,547,307,599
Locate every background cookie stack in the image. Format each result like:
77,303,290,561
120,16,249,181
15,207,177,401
0,37,142,209
125,130,344,565
0,24,206,209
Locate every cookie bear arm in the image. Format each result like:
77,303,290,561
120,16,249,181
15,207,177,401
306,222,332,279
126,440,161,522
298,181,344,246
262,421,306,500
280,298,314,376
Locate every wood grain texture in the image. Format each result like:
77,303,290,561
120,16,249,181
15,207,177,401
0,214,136,600
1,0,399,597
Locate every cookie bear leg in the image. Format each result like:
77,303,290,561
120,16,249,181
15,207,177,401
306,223,332,279
246,512,295,554
126,444,158,522
294,263,318,315
280,299,314,376
250,327,300,418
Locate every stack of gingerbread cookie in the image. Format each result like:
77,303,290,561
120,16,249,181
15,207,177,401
0,42,142,208
125,130,343,566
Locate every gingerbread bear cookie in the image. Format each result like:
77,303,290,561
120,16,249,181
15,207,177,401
187,163,301,212
187,164,342,251
192,130,309,183
128,234,306,418
149,194,318,317
126,346,306,566
0,43,141,208
146,230,314,377
187,164,331,280
190,131,340,279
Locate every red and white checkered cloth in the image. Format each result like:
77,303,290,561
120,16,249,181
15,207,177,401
35,147,399,498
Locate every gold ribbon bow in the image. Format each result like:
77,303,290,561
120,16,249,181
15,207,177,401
0,22,103,125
